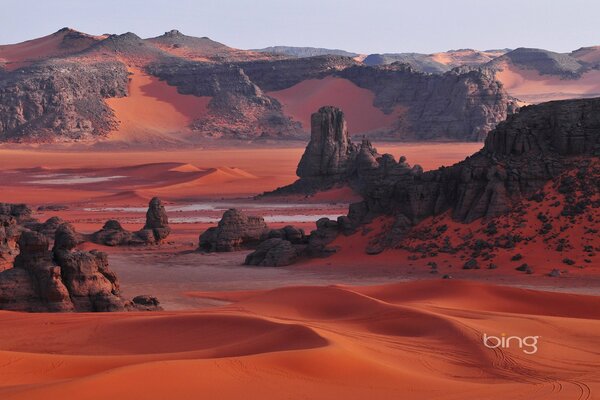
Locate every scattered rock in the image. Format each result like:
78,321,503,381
548,269,561,277
91,198,171,246
199,209,268,252
244,238,298,267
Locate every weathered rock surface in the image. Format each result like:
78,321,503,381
199,209,268,252
0,28,516,143
140,197,171,242
91,219,136,246
270,98,600,255
0,221,162,312
266,106,382,195
0,61,128,141
244,238,298,267
337,64,518,141
146,60,302,139
52,223,125,311
0,203,32,270
260,225,306,244
91,197,171,246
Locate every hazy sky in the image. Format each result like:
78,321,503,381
1,0,598,54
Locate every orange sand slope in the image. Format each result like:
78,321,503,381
495,61,600,103
105,69,210,143
268,76,403,134
0,280,598,399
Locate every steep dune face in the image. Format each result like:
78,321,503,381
489,48,600,103
105,68,210,142
495,61,600,103
267,76,403,134
0,280,598,399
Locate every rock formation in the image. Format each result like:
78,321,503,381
91,197,171,246
140,197,172,242
337,64,518,141
0,203,32,271
0,61,128,141
244,238,298,267
199,209,268,252
0,29,517,143
266,98,600,256
0,220,162,312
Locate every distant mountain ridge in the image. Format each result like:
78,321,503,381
252,46,359,58
1,28,598,144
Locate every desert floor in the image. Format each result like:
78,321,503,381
0,142,598,399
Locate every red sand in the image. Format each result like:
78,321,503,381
0,280,598,399
0,143,481,203
105,68,210,143
267,76,404,133
495,61,600,103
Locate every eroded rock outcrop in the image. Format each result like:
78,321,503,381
0,203,32,270
0,222,162,312
199,209,268,252
244,238,298,267
0,61,128,142
91,197,171,246
268,98,600,255
267,106,381,195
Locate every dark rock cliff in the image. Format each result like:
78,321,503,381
0,61,128,141
269,99,600,243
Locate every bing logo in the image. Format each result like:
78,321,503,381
483,333,540,354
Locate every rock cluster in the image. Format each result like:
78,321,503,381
268,106,382,195
91,197,171,246
269,98,600,255
0,222,161,312
199,207,352,266
199,209,268,252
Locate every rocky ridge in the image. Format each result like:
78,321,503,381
265,98,600,257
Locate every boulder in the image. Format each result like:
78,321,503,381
139,197,171,242
244,238,298,267
91,219,136,246
199,209,268,252
261,225,306,244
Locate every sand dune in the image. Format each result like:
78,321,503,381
169,163,203,173
105,68,210,142
1,280,598,399
495,61,600,103
267,76,403,134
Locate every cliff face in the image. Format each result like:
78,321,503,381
0,61,128,141
350,98,599,228
146,60,302,139
0,29,517,143
272,98,600,234
338,64,518,141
